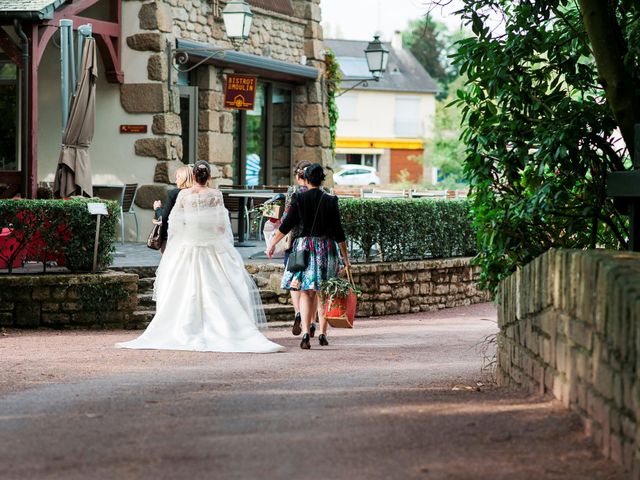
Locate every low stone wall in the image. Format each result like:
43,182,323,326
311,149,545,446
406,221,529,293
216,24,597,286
248,257,489,316
498,249,640,475
0,271,139,329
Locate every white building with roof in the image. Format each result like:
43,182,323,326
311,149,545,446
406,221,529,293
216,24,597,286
326,33,438,184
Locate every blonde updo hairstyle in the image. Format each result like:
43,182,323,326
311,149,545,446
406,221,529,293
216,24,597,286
294,159,313,180
175,165,194,189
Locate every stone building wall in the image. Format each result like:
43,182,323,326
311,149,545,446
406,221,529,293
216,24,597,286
120,0,331,209
0,272,140,329
497,249,640,475
248,257,490,316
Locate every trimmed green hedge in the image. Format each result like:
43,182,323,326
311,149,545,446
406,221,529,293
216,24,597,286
339,198,477,262
0,199,118,273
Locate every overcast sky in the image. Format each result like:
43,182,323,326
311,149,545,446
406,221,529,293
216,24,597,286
320,0,466,41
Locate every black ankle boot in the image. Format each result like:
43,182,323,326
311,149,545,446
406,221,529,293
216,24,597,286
318,334,329,346
309,322,316,338
292,313,302,336
300,333,311,350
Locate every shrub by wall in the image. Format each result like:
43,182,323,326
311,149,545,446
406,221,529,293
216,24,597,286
0,199,118,273
339,198,476,262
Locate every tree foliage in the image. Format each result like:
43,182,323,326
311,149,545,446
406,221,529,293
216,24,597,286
325,49,342,155
426,75,467,186
403,18,459,98
445,0,640,293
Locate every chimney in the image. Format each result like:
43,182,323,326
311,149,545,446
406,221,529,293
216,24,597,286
391,30,403,50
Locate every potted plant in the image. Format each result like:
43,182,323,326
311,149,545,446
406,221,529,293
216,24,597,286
320,274,361,328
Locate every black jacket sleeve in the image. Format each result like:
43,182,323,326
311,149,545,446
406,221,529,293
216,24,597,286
160,188,180,241
279,199,300,235
331,196,346,243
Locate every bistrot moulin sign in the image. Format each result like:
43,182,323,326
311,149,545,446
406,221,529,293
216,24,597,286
224,74,258,110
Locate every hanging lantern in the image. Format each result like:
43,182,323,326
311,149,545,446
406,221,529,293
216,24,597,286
364,35,389,79
222,0,253,45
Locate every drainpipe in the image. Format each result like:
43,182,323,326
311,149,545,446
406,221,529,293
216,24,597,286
14,20,29,198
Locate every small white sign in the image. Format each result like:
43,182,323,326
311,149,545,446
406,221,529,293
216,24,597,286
87,202,108,216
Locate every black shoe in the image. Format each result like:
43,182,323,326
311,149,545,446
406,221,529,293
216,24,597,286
292,313,302,336
318,334,329,346
309,322,316,338
300,334,311,350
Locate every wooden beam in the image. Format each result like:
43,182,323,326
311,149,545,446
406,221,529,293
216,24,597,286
28,24,39,199
63,16,119,37
96,33,124,83
52,0,104,18
34,25,56,67
0,27,22,67
39,1,124,83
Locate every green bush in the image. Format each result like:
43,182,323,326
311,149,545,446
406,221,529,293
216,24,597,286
0,199,118,273
339,198,476,262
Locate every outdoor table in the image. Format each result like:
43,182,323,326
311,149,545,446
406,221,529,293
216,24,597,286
224,190,275,247
92,184,125,201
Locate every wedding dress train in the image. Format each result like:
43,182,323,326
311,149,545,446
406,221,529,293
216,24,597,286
116,188,285,353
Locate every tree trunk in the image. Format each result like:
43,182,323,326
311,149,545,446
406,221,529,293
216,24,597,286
578,0,640,161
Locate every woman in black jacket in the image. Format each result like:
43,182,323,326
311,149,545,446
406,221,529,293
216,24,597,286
267,163,350,349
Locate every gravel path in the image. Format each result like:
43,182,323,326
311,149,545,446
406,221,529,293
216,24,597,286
0,303,626,479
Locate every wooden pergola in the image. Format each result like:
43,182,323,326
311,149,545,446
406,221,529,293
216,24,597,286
0,0,123,198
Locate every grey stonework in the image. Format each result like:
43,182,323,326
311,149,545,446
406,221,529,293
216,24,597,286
121,83,170,113
0,272,140,329
139,1,173,32
247,258,490,317
115,258,488,326
153,159,187,183
135,183,171,209
497,249,640,475
126,32,165,52
124,0,330,195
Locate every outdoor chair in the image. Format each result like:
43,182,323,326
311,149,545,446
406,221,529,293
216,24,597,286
120,183,139,244
247,197,268,241
222,192,250,239
263,185,289,194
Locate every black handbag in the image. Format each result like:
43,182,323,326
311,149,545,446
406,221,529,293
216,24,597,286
287,248,309,272
147,219,163,250
286,193,325,273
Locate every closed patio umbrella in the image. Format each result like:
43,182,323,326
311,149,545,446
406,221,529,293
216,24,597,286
54,37,97,198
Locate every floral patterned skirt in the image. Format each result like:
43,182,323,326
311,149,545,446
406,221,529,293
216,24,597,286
281,236,340,291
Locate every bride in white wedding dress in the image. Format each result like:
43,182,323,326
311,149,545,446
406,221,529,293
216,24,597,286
116,161,285,353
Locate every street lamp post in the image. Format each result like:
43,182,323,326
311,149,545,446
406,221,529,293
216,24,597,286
336,34,390,97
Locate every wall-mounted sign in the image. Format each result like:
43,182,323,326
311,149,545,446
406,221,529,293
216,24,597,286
224,74,258,110
120,125,148,134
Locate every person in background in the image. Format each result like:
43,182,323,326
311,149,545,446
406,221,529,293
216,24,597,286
153,165,193,252
267,163,350,350
117,161,284,353
282,159,318,338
